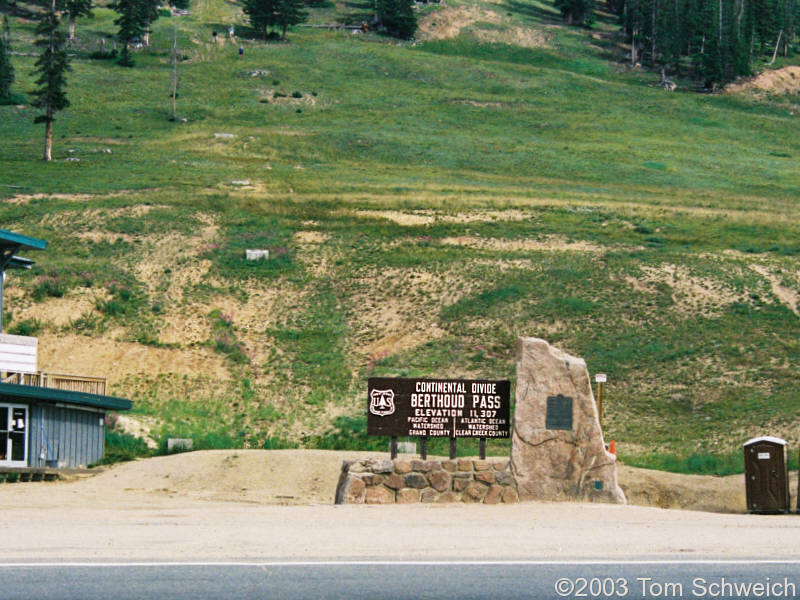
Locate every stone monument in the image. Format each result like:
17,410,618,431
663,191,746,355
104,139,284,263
511,337,625,504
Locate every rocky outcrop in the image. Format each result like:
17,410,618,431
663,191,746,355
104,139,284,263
511,337,625,504
335,458,518,504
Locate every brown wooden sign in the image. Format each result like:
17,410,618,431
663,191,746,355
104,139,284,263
367,377,510,438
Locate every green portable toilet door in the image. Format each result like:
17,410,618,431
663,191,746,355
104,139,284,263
0,403,28,467
745,439,788,513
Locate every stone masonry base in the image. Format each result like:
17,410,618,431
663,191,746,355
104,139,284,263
335,457,519,504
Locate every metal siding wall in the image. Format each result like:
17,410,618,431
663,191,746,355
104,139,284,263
71,410,80,467
89,412,104,465
28,404,41,468
71,410,79,467
59,408,68,467
17,404,106,468
99,412,105,462
45,405,57,464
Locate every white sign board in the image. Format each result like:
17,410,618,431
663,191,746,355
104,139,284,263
758,452,771,460
595,373,607,383
0,333,37,374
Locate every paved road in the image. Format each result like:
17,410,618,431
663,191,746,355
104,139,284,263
3,502,800,563
3,561,799,600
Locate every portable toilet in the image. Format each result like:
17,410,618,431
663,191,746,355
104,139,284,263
744,436,790,514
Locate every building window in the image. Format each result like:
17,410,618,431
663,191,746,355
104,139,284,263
0,404,28,466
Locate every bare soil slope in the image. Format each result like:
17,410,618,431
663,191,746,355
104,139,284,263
726,65,800,95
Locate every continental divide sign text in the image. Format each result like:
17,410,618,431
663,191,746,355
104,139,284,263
367,377,510,438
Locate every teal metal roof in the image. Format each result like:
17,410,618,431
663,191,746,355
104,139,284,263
0,382,132,411
0,229,47,252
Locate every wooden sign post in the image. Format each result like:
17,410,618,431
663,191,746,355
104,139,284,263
595,373,606,425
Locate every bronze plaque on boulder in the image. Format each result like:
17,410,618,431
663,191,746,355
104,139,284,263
367,377,510,438
545,394,573,430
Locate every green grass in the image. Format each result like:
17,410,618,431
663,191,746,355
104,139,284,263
94,428,154,465
3,0,800,469
621,450,800,476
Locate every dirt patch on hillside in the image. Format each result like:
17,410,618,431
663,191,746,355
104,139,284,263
74,231,137,244
439,235,603,253
418,5,502,40
416,5,547,47
7,193,97,205
726,66,800,96
631,264,742,317
356,209,530,226
0,449,772,513
451,99,505,108
473,25,549,48
351,267,452,361
12,287,108,328
133,213,219,300
114,415,159,449
36,333,231,383
358,209,436,226
751,264,800,316
294,230,328,244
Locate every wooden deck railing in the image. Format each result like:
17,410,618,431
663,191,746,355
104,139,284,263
2,371,107,396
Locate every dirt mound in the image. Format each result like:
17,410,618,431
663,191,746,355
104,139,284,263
416,4,548,48
618,464,752,513
725,66,800,95
0,450,774,513
418,5,501,40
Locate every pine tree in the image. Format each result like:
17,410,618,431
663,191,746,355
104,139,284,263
111,0,145,66
139,0,161,46
275,0,307,40
243,0,306,40
32,0,71,161
554,0,596,25
243,0,275,39
0,16,15,102
57,0,93,40
377,0,416,39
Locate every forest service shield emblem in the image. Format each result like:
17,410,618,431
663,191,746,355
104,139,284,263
369,389,395,416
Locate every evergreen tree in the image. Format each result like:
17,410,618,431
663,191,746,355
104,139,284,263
139,0,162,46
275,0,307,40
0,16,15,102
554,0,595,25
57,0,93,40
111,0,145,66
243,0,307,40
377,0,416,39
32,0,71,161
617,0,778,86
243,0,276,39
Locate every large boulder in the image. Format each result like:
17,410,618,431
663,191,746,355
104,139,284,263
511,337,625,504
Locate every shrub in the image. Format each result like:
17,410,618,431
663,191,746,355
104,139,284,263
8,318,42,336
292,90,302,98
32,275,67,300
208,309,250,364
88,49,118,60
94,429,152,465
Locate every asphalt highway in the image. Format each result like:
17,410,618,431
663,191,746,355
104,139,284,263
3,561,799,600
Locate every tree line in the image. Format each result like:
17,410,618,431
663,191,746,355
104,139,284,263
619,0,799,86
557,0,799,86
242,0,416,40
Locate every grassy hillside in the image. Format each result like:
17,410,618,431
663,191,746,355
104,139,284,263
2,0,800,471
